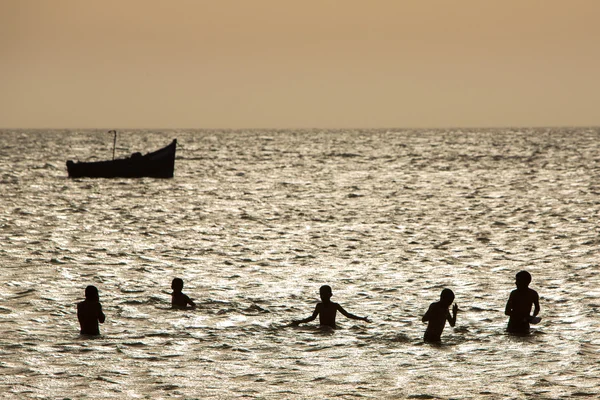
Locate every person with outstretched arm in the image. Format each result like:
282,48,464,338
291,285,370,328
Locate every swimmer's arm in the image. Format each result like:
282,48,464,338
532,292,540,317
77,303,83,324
337,304,370,322
504,293,514,316
186,295,197,309
422,305,432,323
447,304,457,327
98,303,106,324
291,304,320,325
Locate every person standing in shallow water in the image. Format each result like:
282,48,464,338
505,270,540,334
171,278,196,309
422,288,458,342
77,285,105,335
291,285,370,328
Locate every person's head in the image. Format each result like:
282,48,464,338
85,285,99,302
171,278,184,292
319,285,333,302
440,288,455,306
515,271,532,289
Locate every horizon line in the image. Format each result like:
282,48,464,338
1,125,599,132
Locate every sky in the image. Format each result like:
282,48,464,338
1,0,599,129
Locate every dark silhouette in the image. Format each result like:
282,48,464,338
505,270,540,334
66,139,177,178
171,278,196,309
111,129,117,160
422,288,458,342
291,285,370,328
77,285,105,335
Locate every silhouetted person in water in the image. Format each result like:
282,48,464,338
171,278,196,309
291,285,369,328
505,270,540,334
77,285,105,336
422,288,458,342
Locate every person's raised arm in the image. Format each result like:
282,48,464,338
337,304,370,322
291,304,320,325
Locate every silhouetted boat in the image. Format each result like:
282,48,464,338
66,139,177,178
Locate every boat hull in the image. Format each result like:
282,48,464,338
66,139,177,178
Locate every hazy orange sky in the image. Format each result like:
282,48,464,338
2,0,599,129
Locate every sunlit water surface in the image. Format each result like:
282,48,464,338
1,128,599,399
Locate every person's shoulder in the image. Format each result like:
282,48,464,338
173,292,187,299
528,288,539,297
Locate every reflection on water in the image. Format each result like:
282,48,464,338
0,128,599,398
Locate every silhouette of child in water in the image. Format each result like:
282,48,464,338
505,270,540,334
422,288,458,342
171,278,196,309
77,285,105,335
291,285,370,328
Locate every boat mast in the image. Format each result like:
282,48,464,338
111,130,117,160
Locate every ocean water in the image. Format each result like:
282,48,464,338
0,128,599,399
